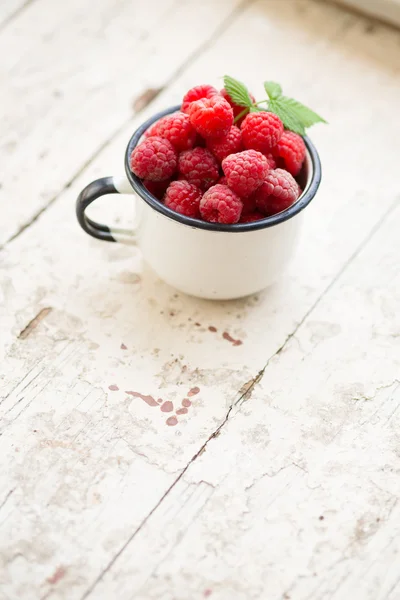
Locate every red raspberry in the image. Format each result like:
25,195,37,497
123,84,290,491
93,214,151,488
143,179,171,200
200,184,243,224
220,88,256,125
181,84,218,113
271,131,306,176
222,149,269,198
164,180,202,219
207,125,242,162
241,112,283,153
218,175,228,185
240,211,265,223
146,112,196,152
178,147,219,191
188,96,233,140
265,153,277,170
254,168,300,216
241,194,257,216
130,136,177,181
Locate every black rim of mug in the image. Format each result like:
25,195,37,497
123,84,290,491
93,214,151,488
124,104,322,233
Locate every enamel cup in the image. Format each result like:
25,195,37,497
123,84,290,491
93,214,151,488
76,105,321,300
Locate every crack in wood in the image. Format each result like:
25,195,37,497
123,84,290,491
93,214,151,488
18,307,52,339
0,0,37,33
132,87,164,113
0,489,14,512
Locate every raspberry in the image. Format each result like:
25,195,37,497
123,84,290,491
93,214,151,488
178,147,219,191
271,131,306,176
143,179,171,200
189,96,233,140
254,168,299,216
130,136,177,181
207,125,242,162
164,180,202,219
220,88,256,125
265,153,277,170
241,194,257,216
218,175,228,185
240,211,265,223
181,84,218,113
200,184,243,224
241,112,283,153
222,149,269,197
146,112,196,152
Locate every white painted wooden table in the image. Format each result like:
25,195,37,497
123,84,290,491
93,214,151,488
1,1,400,599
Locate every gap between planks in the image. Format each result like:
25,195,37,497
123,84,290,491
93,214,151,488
80,195,400,599
0,0,37,33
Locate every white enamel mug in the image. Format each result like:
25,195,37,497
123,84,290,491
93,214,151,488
76,105,321,300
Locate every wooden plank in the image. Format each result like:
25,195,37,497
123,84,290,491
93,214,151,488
0,0,244,246
0,1,399,598
100,202,400,600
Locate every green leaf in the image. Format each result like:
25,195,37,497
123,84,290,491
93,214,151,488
267,99,306,136
223,75,253,108
279,96,327,127
264,81,282,100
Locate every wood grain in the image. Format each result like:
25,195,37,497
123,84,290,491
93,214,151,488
0,1,400,599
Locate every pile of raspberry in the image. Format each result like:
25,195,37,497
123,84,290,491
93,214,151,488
129,84,306,224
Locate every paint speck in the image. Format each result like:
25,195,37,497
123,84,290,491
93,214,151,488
47,566,66,585
182,398,191,408
204,590,212,598
120,343,127,350
166,416,178,426
108,384,119,391
125,391,159,407
319,515,324,521
222,331,243,346
176,408,188,415
169,310,176,316
195,322,201,326
188,387,200,397
161,401,174,413
208,326,217,332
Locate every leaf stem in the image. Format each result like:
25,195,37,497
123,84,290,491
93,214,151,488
233,107,250,124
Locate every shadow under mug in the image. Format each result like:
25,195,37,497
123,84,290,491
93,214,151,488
76,105,321,300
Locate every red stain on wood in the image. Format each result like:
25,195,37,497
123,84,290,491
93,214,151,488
47,566,66,585
182,398,191,408
160,401,174,413
120,343,127,350
157,399,163,404
188,387,200,397
204,590,212,597
208,326,217,332
108,384,119,391
222,331,243,346
176,408,188,415
166,416,178,426
125,391,159,407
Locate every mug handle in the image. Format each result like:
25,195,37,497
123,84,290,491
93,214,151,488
76,175,137,244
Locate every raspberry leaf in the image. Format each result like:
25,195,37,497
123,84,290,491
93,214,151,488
278,96,327,128
267,99,306,136
223,75,253,108
264,81,282,100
